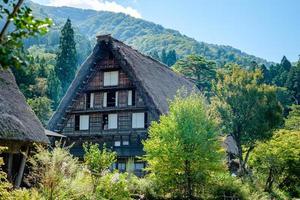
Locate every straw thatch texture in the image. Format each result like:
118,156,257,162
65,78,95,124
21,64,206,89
0,69,49,144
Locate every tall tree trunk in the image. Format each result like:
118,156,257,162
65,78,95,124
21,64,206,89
242,146,254,172
265,168,274,192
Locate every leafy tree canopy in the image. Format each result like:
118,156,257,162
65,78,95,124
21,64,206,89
249,130,300,197
173,55,216,95
0,0,52,69
143,92,224,199
211,65,283,174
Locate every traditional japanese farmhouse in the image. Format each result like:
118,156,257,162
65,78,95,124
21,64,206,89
48,35,196,175
0,69,49,187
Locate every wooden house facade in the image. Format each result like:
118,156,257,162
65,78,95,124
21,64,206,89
48,35,196,175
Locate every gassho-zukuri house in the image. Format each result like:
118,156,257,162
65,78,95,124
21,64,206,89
48,35,196,175
0,69,50,187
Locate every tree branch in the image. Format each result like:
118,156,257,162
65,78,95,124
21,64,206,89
0,0,24,41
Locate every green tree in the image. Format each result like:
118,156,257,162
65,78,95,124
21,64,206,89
161,49,167,65
143,92,224,199
270,56,292,87
27,96,53,126
47,69,62,109
286,61,300,104
166,49,177,67
285,104,300,131
172,55,216,95
38,57,48,78
55,18,77,95
0,0,52,69
148,50,160,61
212,66,283,175
83,143,116,192
249,130,300,197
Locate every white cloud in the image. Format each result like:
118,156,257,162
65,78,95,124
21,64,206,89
47,0,142,18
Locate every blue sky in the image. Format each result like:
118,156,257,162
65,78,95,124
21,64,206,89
32,0,300,63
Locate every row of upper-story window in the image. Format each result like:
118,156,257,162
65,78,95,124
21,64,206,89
74,112,147,131
83,90,137,109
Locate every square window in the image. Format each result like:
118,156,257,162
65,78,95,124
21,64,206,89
135,163,144,170
104,71,119,86
122,141,129,146
118,163,126,171
132,113,145,128
114,141,121,147
79,115,89,130
108,114,118,129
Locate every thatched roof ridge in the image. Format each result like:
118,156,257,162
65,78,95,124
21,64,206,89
0,69,49,144
48,35,197,131
112,37,196,114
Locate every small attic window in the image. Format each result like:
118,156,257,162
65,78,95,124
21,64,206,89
108,51,114,60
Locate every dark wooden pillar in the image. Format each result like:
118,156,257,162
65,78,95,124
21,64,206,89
7,153,13,182
14,147,29,188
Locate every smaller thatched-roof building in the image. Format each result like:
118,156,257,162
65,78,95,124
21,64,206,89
0,68,49,187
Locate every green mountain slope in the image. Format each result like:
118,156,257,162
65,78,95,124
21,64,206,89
27,1,273,67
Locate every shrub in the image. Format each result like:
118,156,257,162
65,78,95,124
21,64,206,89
0,147,11,200
95,172,132,200
208,174,249,200
27,144,92,200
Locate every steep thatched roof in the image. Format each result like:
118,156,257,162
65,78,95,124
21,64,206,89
48,35,197,131
0,69,49,144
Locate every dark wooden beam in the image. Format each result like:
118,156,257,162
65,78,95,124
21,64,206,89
15,147,29,188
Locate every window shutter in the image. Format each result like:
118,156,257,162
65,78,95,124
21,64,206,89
132,113,137,128
103,72,111,86
128,90,132,106
132,113,145,128
104,71,119,86
90,93,94,108
136,113,145,128
103,92,107,107
114,141,121,147
110,71,119,86
108,114,118,129
115,91,118,107
79,115,89,130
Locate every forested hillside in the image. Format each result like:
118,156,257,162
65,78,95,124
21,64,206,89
26,1,272,67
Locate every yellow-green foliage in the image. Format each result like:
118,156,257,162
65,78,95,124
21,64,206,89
83,143,116,175
28,145,93,200
95,172,132,200
83,142,117,192
143,92,225,199
250,130,300,198
208,174,250,200
0,147,11,200
285,104,300,131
